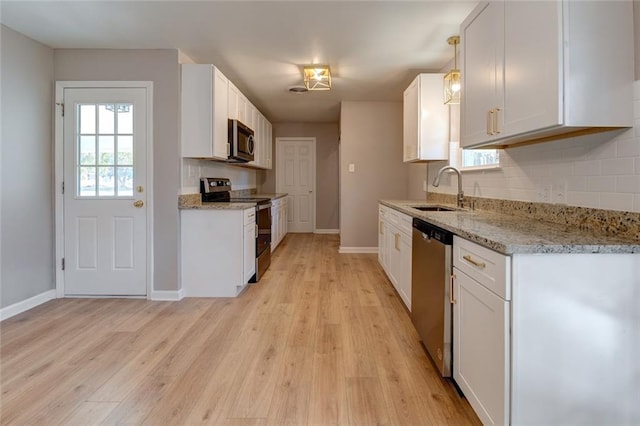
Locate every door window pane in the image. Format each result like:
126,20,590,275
79,167,96,196
98,136,115,165
98,167,115,196
117,105,133,134
80,105,96,134
80,136,96,165
117,167,133,196
117,136,133,165
98,105,115,134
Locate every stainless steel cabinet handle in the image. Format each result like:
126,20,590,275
493,107,501,134
450,274,456,304
463,254,486,269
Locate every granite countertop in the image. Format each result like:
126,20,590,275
380,200,640,255
180,201,257,210
178,193,288,210
255,193,288,200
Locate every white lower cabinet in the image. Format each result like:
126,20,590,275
453,236,510,426
181,207,255,297
453,267,510,426
378,204,412,311
271,197,288,251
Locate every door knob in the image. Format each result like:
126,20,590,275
133,200,144,208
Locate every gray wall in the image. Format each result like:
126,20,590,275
339,102,408,248
1,26,55,308
258,122,340,230
54,49,181,291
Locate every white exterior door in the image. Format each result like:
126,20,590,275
276,137,315,233
62,87,148,296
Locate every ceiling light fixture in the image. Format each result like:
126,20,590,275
303,65,331,91
443,36,461,105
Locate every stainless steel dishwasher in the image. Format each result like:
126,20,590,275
411,218,453,377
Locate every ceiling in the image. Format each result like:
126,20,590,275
1,1,478,123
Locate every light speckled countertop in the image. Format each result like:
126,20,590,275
179,193,288,210
381,200,640,254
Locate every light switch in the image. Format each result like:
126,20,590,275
348,163,355,173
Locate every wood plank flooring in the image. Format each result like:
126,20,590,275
0,234,480,425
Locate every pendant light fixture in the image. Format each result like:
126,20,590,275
443,36,461,105
303,65,332,91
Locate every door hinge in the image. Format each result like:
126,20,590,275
61,181,65,194
56,102,64,117
61,258,65,271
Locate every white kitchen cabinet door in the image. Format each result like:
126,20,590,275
403,78,419,161
228,82,239,120
398,231,412,311
181,64,229,159
385,222,400,289
378,206,387,267
403,74,449,162
460,1,504,147
243,221,256,283
181,208,255,297
460,1,633,148
265,120,273,169
453,267,510,426
238,96,250,127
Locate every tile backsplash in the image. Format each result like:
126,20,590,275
180,158,257,194
428,81,640,213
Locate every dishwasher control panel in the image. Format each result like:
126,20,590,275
412,218,453,244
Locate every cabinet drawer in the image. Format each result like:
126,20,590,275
244,208,256,225
453,236,510,300
386,209,400,226
398,213,412,236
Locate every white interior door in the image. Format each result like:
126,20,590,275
276,137,315,233
62,87,148,295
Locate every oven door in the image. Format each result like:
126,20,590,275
256,203,272,255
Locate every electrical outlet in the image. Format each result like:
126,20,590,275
552,182,567,205
348,163,355,173
538,184,552,203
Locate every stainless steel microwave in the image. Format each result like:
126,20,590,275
228,119,255,163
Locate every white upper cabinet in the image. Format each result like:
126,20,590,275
460,1,634,149
182,64,272,169
228,82,240,121
403,74,450,162
181,64,229,159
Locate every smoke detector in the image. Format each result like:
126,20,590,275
288,85,308,94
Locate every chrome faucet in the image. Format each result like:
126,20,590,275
433,166,464,208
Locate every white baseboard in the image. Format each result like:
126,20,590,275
150,288,185,301
0,289,57,321
338,247,378,254
314,229,340,235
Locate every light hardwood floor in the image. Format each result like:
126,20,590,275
1,234,480,425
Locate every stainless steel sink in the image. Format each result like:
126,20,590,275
410,205,456,212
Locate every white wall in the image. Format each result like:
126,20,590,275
259,122,340,230
340,101,408,249
1,26,55,308
428,83,640,213
54,49,181,291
